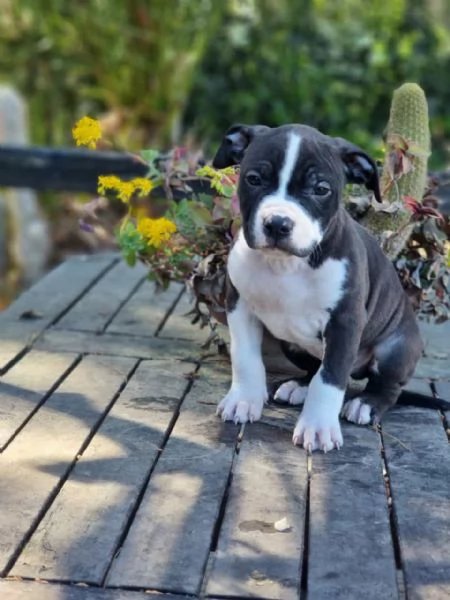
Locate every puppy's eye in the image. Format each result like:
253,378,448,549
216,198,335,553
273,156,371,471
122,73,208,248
245,172,262,187
314,182,331,196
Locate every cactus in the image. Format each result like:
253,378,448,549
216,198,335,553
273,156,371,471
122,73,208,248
380,82,431,203
361,83,431,259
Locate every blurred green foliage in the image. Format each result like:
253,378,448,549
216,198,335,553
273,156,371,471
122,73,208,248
1,0,450,168
0,0,226,146
187,0,450,167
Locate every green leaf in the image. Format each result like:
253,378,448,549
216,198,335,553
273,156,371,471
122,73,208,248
197,193,215,209
117,221,146,255
190,203,213,226
222,184,235,198
140,148,159,163
124,251,137,267
140,149,162,179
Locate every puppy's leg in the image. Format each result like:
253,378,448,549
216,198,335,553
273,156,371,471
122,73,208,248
293,314,362,452
217,298,268,424
279,341,322,374
342,328,422,425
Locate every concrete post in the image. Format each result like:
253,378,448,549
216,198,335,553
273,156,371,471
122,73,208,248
0,85,51,285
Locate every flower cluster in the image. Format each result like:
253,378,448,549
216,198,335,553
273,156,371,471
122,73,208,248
196,164,236,195
72,116,102,149
137,217,177,248
71,116,240,287
98,175,153,203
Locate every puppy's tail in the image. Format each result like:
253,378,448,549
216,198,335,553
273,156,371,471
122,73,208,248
397,390,450,411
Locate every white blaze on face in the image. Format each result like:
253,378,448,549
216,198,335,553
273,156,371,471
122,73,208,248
253,132,322,252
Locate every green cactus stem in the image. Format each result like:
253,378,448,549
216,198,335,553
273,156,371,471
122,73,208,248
381,82,431,203
361,83,431,260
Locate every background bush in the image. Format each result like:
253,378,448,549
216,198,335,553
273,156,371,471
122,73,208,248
1,0,450,168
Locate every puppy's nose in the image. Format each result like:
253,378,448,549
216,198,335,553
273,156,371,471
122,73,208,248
263,215,294,239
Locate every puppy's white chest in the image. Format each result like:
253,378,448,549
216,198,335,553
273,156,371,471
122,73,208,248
228,237,347,358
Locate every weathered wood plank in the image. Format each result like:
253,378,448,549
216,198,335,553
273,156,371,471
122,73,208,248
403,377,433,398
35,329,198,360
106,281,183,337
157,290,208,342
0,580,184,600
434,380,450,432
416,320,450,380
106,363,236,595
0,330,30,374
12,359,195,584
0,254,118,324
0,355,137,574
382,407,450,599
0,254,117,371
55,261,147,333
0,350,78,450
207,424,307,600
307,424,398,599
434,379,450,402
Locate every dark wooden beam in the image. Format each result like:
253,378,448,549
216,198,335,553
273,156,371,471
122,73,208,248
0,145,149,193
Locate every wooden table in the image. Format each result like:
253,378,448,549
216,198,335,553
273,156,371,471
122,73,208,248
0,253,449,600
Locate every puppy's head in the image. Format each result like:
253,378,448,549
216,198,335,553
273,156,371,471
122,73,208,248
213,123,381,258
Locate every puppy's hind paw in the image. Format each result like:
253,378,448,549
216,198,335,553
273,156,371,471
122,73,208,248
341,397,372,425
273,380,308,406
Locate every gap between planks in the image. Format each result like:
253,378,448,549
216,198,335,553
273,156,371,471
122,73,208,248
378,425,407,600
430,381,450,443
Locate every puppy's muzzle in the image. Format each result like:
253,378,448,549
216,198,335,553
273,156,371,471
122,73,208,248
263,215,294,242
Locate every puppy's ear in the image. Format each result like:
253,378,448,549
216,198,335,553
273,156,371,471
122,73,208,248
212,124,270,168
334,137,382,203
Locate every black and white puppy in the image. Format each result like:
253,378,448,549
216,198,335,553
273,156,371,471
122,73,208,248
212,123,424,453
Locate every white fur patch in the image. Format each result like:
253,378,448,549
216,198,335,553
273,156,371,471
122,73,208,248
252,132,322,252
292,369,344,452
228,233,348,360
217,299,268,424
274,380,308,405
254,197,322,251
341,397,372,425
278,132,302,194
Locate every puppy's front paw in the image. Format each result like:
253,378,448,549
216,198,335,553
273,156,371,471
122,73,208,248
292,410,343,452
217,388,267,424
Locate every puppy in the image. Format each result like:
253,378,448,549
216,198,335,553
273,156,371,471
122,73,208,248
212,123,424,452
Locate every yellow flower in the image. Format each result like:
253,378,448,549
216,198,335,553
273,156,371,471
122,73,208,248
197,164,236,178
132,177,154,197
137,217,177,248
98,175,134,203
98,175,122,195
116,181,135,203
98,175,153,203
72,116,102,149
